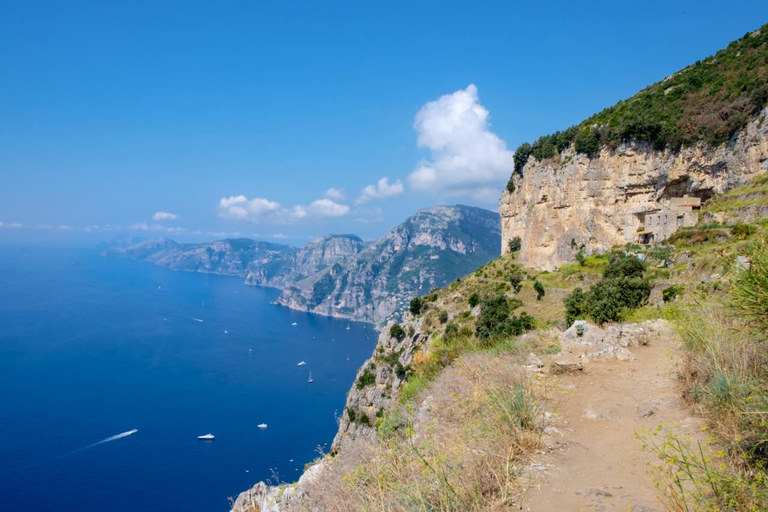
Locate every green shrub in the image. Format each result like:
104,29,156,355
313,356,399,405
508,236,522,253
663,285,682,302
444,322,458,338
346,407,356,422
475,295,535,341
356,369,376,389
468,292,480,308
534,280,545,301
389,323,405,339
509,271,522,293
564,287,587,325
438,310,449,324
563,255,651,324
409,298,424,315
576,248,586,266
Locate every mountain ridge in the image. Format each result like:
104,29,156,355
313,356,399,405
104,205,500,324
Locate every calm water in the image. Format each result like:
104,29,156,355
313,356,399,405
0,247,377,511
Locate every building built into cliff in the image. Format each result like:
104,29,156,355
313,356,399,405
636,195,701,244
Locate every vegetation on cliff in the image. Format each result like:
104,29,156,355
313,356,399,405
513,24,768,175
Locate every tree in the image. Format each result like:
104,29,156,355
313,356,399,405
509,271,523,294
468,293,480,308
508,236,522,253
564,287,587,325
534,280,545,301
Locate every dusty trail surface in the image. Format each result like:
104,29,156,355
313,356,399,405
523,335,704,512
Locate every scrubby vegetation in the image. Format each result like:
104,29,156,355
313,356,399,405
564,253,651,324
512,25,768,176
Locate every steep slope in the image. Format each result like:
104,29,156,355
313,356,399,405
245,234,363,286
502,25,768,270
232,175,768,512
277,205,500,324
106,237,298,282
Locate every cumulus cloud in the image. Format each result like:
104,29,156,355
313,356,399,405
217,195,350,224
0,221,23,229
153,211,181,222
218,195,282,222
324,188,346,201
356,177,404,204
407,84,514,200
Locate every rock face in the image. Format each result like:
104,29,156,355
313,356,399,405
277,205,500,325
500,109,768,270
245,234,364,287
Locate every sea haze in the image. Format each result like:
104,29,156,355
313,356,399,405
0,246,376,511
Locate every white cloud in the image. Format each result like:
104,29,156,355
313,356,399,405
306,198,350,217
0,222,23,229
407,84,513,199
153,211,181,222
356,177,404,204
217,195,350,224
324,188,346,201
218,195,282,222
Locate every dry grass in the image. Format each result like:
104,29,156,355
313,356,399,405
293,354,546,511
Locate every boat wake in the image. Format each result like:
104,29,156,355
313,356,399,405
192,318,204,323
64,429,139,458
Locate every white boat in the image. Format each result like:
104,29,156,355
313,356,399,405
224,329,229,334
297,361,306,366
198,433,215,440
257,423,268,429
291,322,298,326
346,324,351,330
308,372,314,383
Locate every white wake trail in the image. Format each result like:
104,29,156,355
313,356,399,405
84,429,138,449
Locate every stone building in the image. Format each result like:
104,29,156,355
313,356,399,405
636,195,701,244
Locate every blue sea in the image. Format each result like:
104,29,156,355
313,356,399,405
0,247,377,511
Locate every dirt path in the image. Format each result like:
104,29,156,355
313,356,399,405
522,334,704,512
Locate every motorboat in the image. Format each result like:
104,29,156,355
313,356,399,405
297,361,307,366
257,423,268,429
198,433,215,440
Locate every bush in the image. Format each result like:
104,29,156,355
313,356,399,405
390,323,405,339
444,322,458,338
663,285,682,302
564,287,587,325
533,280,545,301
475,294,535,341
468,292,480,308
563,254,651,324
576,248,586,266
585,277,652,324
508,236,522,253
438,310,448,324
409,298,424,316
509,271,523,294
356,369,376,389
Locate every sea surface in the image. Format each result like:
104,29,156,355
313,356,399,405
0,246,377,511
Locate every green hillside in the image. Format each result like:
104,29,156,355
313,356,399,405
513,24,768,177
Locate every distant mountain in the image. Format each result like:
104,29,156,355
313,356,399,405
245,234,364,287
104,237,298,280
277,205,500,324
104,205,500,325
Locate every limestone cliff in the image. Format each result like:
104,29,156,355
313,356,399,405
500,109,768,270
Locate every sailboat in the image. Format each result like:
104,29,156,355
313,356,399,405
308,372,314,383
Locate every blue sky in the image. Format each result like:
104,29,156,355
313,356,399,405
1,1,767,245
